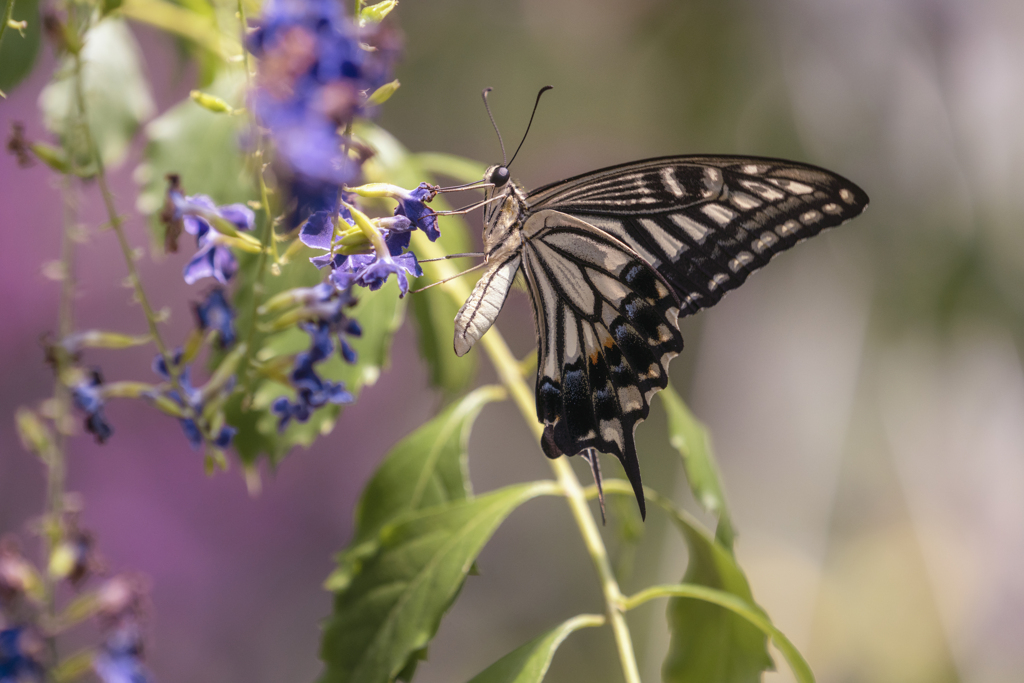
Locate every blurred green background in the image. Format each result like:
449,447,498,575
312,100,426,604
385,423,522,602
2,0,1023,682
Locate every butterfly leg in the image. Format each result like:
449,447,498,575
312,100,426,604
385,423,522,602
581,448,606,525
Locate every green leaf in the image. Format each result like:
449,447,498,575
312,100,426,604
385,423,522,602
357,121,481,394
464,614,604,683
326,385,507,592
625,583,811,683
134,68,252,243
590,480,780,683
0,0,41,96
663,511,773,683
660,385,735,549
38,19,155,169
320,481,561,683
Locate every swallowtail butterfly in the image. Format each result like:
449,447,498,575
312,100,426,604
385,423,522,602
448,93,869,519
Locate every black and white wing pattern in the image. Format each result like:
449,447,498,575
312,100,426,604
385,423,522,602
522,155,868,517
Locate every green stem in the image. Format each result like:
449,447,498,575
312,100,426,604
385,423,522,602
39,175,78,670
68,51,206,432
236,0,277,360
622,584,815,683
0,0,16,55
409,232,642,683
70,54,169,363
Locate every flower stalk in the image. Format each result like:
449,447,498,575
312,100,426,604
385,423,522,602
411,232,642,683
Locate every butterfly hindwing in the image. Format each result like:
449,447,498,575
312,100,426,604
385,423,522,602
521,211,685,517
528,155,869,318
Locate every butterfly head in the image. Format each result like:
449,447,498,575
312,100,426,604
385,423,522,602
486,164,511,188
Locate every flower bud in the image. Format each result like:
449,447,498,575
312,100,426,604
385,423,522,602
189,90,234,114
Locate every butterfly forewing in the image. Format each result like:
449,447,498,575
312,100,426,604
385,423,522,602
515,155,868,516
528,155,869,318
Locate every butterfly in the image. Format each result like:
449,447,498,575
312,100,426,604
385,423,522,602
447,95,869,520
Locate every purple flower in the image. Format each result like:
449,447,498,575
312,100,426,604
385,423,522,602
271,352,353,431
162,182,255,285
270,307,359,431
161,176,255,257
71,368,113,444
193,289,236,349
0,628,41,682
300,209,354,269
394,183,440,241
333,252,422,297
93,622,152,683
152,352,235,451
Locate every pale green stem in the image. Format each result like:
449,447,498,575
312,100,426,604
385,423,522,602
410,232,642,683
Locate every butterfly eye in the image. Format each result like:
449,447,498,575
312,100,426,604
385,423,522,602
489,166,510,187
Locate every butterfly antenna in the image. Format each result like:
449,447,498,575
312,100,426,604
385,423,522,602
508,85,553,169
482,87,507,166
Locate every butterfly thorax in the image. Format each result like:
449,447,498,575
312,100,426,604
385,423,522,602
481,179,528,262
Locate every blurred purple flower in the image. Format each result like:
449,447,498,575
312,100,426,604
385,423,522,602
71,368,113,444
247,0,399,224
161,175,255,258
93,621,152,683
152,352,236,451
193,289,236,349
0,627,42,683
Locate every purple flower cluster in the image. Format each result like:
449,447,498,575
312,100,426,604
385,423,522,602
271,283,361,430
298,183,441,298
152,352,236,451
247,0,399,224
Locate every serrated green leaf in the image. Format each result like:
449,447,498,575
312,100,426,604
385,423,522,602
134,68,252,243
38,19,155,169
663,514,772,683
357,121,480,394
320,481,561,683
464,614,604,683
327,385,506,592
0,0,41,95
660,385,735,549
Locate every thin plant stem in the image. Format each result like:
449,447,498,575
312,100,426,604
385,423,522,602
69,54,170,364
38,175,79,667
68,51,203,428
0,0,16,61
410,232,642,683
236,0,278,360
